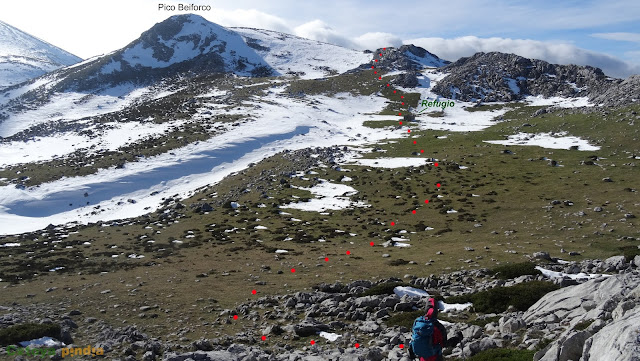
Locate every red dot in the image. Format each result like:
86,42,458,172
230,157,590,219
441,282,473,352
355,343,360,348
346,250,351,255
401,95,404,99
291,268,296,273
374,59,378,62
399,344,405,349
436,183,441,188
233,315,238,320
413,140,417,144
325,257,329,262
407,129,411,133
412,210,416,214
371,65,374,69
261,336,267,341
391,221,396,226
393,90,397,93
386,83,390,87
399,112,402,116
399,121,403,125
379,53,382,56
425,199,429,204
378,76,382,80
310,340,316,345
434,162,439,167
370,241,374,246
420,149,424,153
374,71,377,74
383,47,386,50
402,102,405,105
252,289,257,295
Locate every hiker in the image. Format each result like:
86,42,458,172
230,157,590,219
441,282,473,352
409,297,447,361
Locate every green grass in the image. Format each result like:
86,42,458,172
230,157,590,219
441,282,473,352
620,246,640,262
386,310,424,328
446,281,559,313
0,323,61,346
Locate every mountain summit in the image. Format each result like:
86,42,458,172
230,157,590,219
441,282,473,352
0,20,81,88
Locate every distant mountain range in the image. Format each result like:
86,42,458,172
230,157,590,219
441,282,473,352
0,20,81,88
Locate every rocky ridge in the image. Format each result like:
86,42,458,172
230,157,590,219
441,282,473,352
431,52,623,104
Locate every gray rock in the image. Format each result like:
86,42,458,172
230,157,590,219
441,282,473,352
581,309,640,360
499,316,526,333
604,255,626,271
533,251,552,261
358,321,381,333
634,255,640,268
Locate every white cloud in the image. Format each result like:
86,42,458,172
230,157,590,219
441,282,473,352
353,32,403,51
207,8,291,33
293,20,357,49
591,32,640,43
404,36,640,78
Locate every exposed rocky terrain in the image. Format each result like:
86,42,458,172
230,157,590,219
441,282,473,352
432,52,624,104
1,257,638,361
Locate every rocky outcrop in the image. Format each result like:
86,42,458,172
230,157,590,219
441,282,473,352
528,271,640,361
590,74,640,106
432,52,620,103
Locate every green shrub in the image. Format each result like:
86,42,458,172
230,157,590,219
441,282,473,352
573,320,593,331
0,323,61,346
620,246,640,262
467,348,535,361
490,262,541,279
362,282,412,296
446,281,559,313
386,310,424,328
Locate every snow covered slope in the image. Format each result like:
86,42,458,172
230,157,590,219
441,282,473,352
0,20,81,88
233,27,372,79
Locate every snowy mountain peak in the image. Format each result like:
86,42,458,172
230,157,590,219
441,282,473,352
115,14,271,74
0,20,81,88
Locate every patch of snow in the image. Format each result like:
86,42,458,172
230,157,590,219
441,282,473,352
484,132,600,151
394,286,429,298
535,266,611,280
343,157,432,168
524,95,593,108
281,179,368,212
319,331,342,342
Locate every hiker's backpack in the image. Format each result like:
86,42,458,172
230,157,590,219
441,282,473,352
410,315,442,360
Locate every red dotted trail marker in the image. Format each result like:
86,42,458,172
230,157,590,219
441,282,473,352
434,162,439,167
420,149,424,153
252,289,257,295
261,336,267,341
436,183,441,188
383,47,386,50
374,71,377,74
393,90,397,93
401,102,405,105
399,344,405,349
398,112,402,116
386,83,390,87
370,241,375,246
371,65,374,69
291,268,296,273
407,129,411,133
346,250,351,255
325,257,329,262
233,315,238,320
401,95,404,99
378,76,382,80
413,140,417,144
379,53,382,56
399,121,403,125
412,210,416,214
425,199,429,204
391,221,396,226
355,343,360,348
310,340,316,345
374,59,378,62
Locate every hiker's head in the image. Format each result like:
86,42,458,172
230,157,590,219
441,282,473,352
426,297,438,319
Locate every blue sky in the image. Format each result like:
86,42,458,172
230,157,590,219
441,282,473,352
2,0,639,77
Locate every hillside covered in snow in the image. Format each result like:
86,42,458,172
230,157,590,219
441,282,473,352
0,20,81,88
